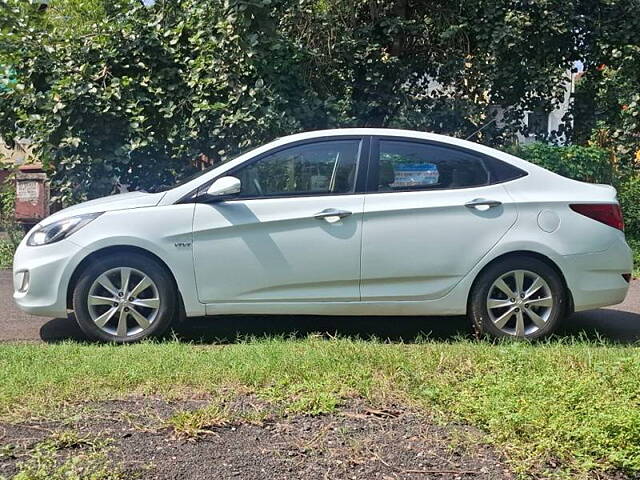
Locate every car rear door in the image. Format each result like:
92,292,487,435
360,137,520,302
192,136,368,305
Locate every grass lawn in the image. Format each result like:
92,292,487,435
1,337,640,477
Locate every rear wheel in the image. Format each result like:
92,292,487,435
469,256,567,340
72,253,176,343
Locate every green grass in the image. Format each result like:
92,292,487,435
165,392,271,438
1,337,640,477
9,432,127,480
166,401,231,438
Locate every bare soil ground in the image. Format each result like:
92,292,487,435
0,396,519,480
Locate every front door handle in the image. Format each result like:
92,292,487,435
314,208,352,223
465,198,502,209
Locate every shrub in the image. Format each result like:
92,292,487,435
507,142,616,185
0,171,23,247
618,176,640,239
627,238,640,277
0,238,13,268
3,0,633,205
0,172,23,268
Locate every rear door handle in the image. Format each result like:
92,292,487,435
465,198,502,209
314,208,352,223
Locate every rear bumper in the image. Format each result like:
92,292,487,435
563,236,633,312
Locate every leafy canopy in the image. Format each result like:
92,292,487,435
0,0,638,202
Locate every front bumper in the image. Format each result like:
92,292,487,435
563,236,633,312
12,237,85,318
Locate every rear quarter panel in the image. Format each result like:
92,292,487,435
501,171,624,256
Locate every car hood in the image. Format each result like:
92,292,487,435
41,191,166,226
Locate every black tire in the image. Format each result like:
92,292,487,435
72,253,177,343
468,256,567,340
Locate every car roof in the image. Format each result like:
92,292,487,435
275,128,475,146
268,128,550,169
269,128,525,164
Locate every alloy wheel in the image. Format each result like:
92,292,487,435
87,267,161,337
486,269,554,337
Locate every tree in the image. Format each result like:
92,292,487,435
0,0,637,203
284,0,590,141
568,0,640,176
0,0,322,201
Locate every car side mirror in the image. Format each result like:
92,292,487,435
206,176,241,199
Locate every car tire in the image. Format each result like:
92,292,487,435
468,256,567,340
72,253,177,343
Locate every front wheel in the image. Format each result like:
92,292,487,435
72,253,177,343
468,256,567,340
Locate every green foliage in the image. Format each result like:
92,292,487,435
2,0,632,204
507,142,616,184
279,0,595,143
627,237,640,277
0,0,318,203
0,172,22,267
618,176,640,239
0,239,13,268
0,172,23,249
570,0,640,175
41,0,110,37
12,436,126,480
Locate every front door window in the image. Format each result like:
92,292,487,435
235,140,361,198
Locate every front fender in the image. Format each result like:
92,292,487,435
66,204,204,317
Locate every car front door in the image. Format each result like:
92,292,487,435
192,137,367,305
360,137,520,302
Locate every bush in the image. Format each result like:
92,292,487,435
507,142,616,185
0,1,322,204
0,238,14,268
618,176,640,239
3,0,634,205
0,172,23,247
628,237,640,277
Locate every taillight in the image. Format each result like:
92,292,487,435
570,203,625,231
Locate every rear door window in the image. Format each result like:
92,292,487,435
371,139,524,192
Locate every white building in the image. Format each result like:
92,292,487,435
489,70,581,145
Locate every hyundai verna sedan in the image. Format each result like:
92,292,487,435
13,129,633,342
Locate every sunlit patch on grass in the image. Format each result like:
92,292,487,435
11,431,131,480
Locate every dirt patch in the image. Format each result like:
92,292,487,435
1,396,513,479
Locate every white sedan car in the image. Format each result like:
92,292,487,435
13,129,633,342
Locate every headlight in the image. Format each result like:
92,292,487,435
27,213,103,246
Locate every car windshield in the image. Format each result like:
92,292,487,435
143,145,259,193
147,167,213,193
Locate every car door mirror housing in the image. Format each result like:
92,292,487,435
206,176,241,199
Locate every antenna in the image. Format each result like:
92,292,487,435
465,118,497,141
